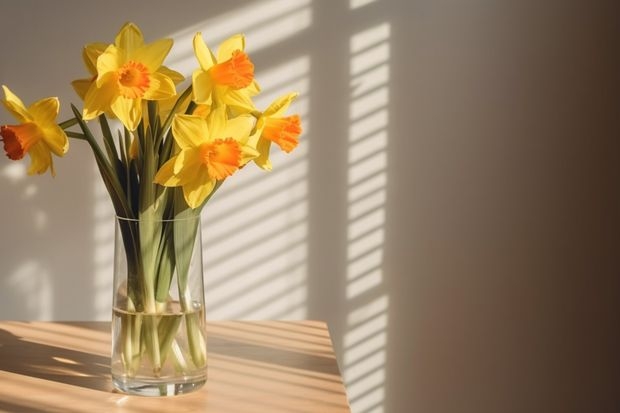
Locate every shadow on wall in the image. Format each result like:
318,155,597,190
0,1,393,413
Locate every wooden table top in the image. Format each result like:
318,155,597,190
0,321,351,413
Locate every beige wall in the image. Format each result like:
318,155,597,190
0,1,618,412
386,1,620,412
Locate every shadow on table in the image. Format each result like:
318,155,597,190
0,327,113,392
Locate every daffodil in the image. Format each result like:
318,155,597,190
0,86,68,177
154,107,258,208
192,33,260,112
82,22,177,131
73,41,183,102
252,92,302,170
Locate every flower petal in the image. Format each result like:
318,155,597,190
253,137,273,171
154,156,183,186
111,96,142,131
174,148,202,178
192,69,213,105
83,42,108,75
182,168,215,209
264,92,298,117
172,115,209,149
115,22,144,55
239,142,260,166
246,79,261,96
41,124,69,156
2,85,32,123
133,38,173,73
220,88,255,112
27,141,53,176
222,114,254,143
207,106,226,139
96,45,121,83
83,72,117,120
143,72,176,100
71,78,93,100
158,66,185,84
28,97,59,126
192,104,212,118
193,33,215,71
217,34,245,62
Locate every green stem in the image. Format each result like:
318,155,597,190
65,131,86,140
59,117,79,129
70,104,134,220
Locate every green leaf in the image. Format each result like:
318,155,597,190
99,114,119,169
172,188,199,302
70,104,133,220
155,220,175,302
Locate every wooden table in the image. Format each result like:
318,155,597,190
0,321,351,412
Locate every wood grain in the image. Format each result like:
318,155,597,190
0,321,351,412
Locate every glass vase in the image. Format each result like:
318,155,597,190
111,214,207,396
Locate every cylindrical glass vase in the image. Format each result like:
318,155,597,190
111,215,207,396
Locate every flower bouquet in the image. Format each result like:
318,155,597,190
0,22,301,395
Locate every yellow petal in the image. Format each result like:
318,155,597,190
83,42,108,75
246,119,262,148
143,72,176,100
96,45,121,84
264,92,298,117
173,149,202,178
193,33,215,71
133,38,173,73
115,22,144,55
191,104,212,118
27,141,53,176
111,96,142,131
220,88,255,112
172,115,209,149
71,78,93,100
192,69,213,105
28,97,59,126
154,156,183,186
246,79,261,96
183,168,215,209
83,72,117,120
222,114,254,143
217,34,245,62
207,106,227,139
41,124,69,156
253,137,273,171
158,66,185,84
240,142,260,166
2,85,32,123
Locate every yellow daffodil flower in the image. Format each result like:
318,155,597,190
154,107,258,208
192,33,260,112
73,42,183,102
82,22,177,131
0,86,68,176
252,92,302,171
